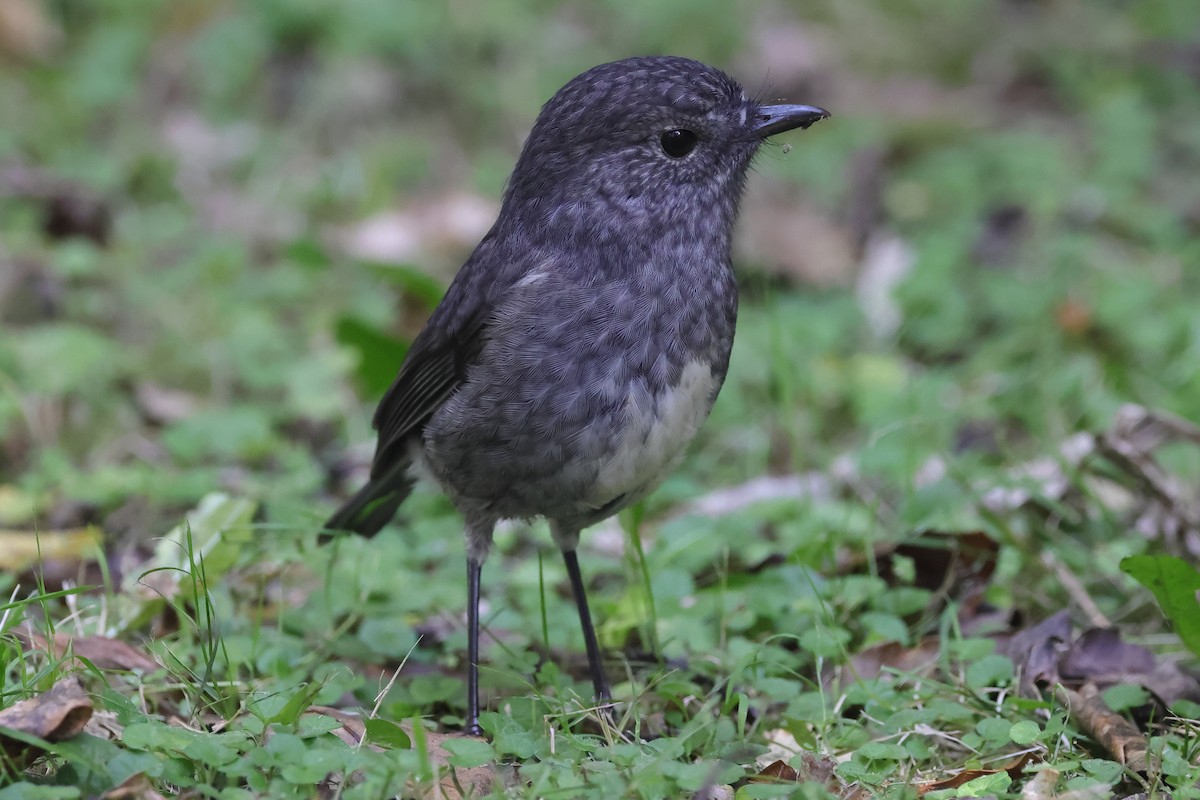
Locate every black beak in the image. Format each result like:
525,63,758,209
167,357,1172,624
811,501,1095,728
753,104,830,138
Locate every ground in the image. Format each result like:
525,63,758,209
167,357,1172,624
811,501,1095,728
1,1,1199,798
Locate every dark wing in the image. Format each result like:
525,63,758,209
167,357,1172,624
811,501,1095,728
321,232,504,537
324,231,527,537
369,302,489,475
324,274,492,538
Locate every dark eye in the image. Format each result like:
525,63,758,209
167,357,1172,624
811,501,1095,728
660,129,698,158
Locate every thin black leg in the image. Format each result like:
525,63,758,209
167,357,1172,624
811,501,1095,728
466,557,483,736
562,549,611,703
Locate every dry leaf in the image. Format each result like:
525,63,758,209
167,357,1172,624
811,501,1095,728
917,751,1033,796
335,192,496,267
425,729,505,800
995,610,1073,696
1059,628,1155,680
918,768,1005,795
1021,768,1060,799
1056,684,1150,773
23,632,161,673
0,0,61,60
880,530,999,592
839,639,941,684
301,710,509,797
0,526,103,572
736,187,858,287
305,706,373,749
101,773,168,800
0,676,93,763
754,760,802,783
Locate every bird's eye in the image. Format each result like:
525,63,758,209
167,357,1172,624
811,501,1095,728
660,129,698,158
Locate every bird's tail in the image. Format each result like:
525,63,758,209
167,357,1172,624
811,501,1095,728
321,459,415,542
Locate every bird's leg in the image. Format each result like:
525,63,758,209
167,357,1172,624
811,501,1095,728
466,557,483,736
562,548,611,705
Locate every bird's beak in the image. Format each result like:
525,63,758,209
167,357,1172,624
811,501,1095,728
752,104,830,138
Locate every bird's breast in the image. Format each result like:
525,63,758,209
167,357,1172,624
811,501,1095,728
589,359,719,506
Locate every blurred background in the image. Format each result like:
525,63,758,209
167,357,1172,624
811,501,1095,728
1,0,1198,555
4,4,1200,791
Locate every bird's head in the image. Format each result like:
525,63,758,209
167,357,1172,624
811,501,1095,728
501,56,828,242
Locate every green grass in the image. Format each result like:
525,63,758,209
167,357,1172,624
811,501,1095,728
3,0,1200,797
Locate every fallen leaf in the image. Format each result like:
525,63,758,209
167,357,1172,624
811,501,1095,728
306,705,372,748
101,773,168,800
1056,684,1150,773
1059,628,1155,680
736,188,858,287
918,768,1005,795
751,750,840,788
995,610,1073,696
0,676,93,764
1054,626,1200,707
0,0,61,60
881,530,999,592
837,638,942,686
334,192,496,268
1020,767,1060,799
1054,298,1094,336
0,526,103,572
755,759,801,782
22,632,161,673
133,382,200,425
917,752,1034,796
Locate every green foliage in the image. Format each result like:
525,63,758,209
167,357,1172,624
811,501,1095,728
1122,556,1200,657
2,0,1199,796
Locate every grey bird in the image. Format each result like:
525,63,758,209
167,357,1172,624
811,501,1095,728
325,55,827,734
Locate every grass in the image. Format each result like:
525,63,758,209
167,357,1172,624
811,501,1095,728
2,0,1200,797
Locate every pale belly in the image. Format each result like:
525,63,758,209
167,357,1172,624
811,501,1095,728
588,360,719,507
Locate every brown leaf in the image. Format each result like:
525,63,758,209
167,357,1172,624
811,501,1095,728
1056,627,1200,707
133,383,200,425
0,0,61,60
754,760,801,783
101,773,168,800
0,526,103,573
751,751,840,787
917,769,1002,795
917,750,1035,794
426,729,506,799
840,639,941,684
84,709,125,742
45,634,162,673
995,610,1073,696
1134,659,1200,706
1020,768,1060,799
1059,628,1155,680
0,676,93,763
1054,298,1094,336
305,706,372,749
884,530,999,592
736,188,857,287
301,709,512,797
1056,684,1150,773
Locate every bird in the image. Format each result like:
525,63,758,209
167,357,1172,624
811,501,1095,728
324,55,828,735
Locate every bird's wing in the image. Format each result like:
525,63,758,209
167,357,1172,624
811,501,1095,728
369,298,489,476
